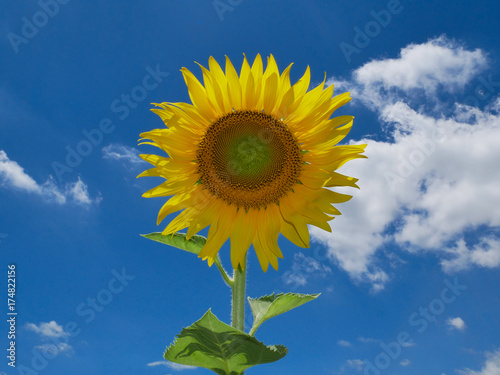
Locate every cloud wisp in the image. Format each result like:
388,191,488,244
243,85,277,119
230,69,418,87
102,144,144,165
147,360,196,370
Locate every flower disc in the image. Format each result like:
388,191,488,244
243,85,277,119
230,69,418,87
196,110,303,210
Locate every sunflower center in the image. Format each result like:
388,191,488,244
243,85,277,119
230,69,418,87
226,134,273,178
196,110,303,209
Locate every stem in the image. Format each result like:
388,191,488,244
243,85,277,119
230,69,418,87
214,255,233,287
248,324,258,337
231,256,247,332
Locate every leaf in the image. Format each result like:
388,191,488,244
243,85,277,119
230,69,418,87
165,309,287,375
248,293,320,335
141,232,206,255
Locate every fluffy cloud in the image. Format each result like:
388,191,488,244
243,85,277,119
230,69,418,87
354,35,487,94
311,36,500,289
0,150,99,205
459,349,500,375
447,317,467,331
26,321,68,338
0,150,42,193
102,144,143,165
442,238,500,272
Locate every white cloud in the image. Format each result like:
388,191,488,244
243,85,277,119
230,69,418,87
26,321,68,338
354,35,487,95
282,272,307,287
442,238,500,272
147,361,196,370
312,37,500,289
67,177,92,204
0,150,42,193
35,343,74,356
0,150,99,205
400,359,411,366
102,144,143,165
358,337,378,344
459,349,500,375
338,340,352,347
345,359,365,372
401,340,416,348
447,317,467,331
282,252,332,287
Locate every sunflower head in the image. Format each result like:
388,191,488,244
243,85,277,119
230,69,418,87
138,54,366,271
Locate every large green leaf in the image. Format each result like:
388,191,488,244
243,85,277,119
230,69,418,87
248,293,320,335
165,309,287,375
141,232,206,254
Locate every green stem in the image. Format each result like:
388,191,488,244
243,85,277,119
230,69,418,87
248,324,258,337
231,256,247,333
214,255,233,287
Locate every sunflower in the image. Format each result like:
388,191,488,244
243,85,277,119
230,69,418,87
138,54,366,271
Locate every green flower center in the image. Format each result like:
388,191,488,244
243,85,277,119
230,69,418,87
226,134,273,178
196,110,303,209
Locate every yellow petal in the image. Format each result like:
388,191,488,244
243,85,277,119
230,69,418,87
291,66,310,100
230,208,257,269
279,195,310,248
279,63,293,93
198,204,237,264
157,190,196,224
208,57,231,112
195,62,225,115
263,73,278,113
142,177,197,198
186,199,220,240
181,67,216,121
244,70,256,109
225,56,242,110
162,206,198,235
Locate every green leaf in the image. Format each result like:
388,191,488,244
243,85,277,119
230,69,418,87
141,232,206,255
248,293,320,336
165,309,287,375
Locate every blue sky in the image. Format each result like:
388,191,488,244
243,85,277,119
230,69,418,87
1,1,500,374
